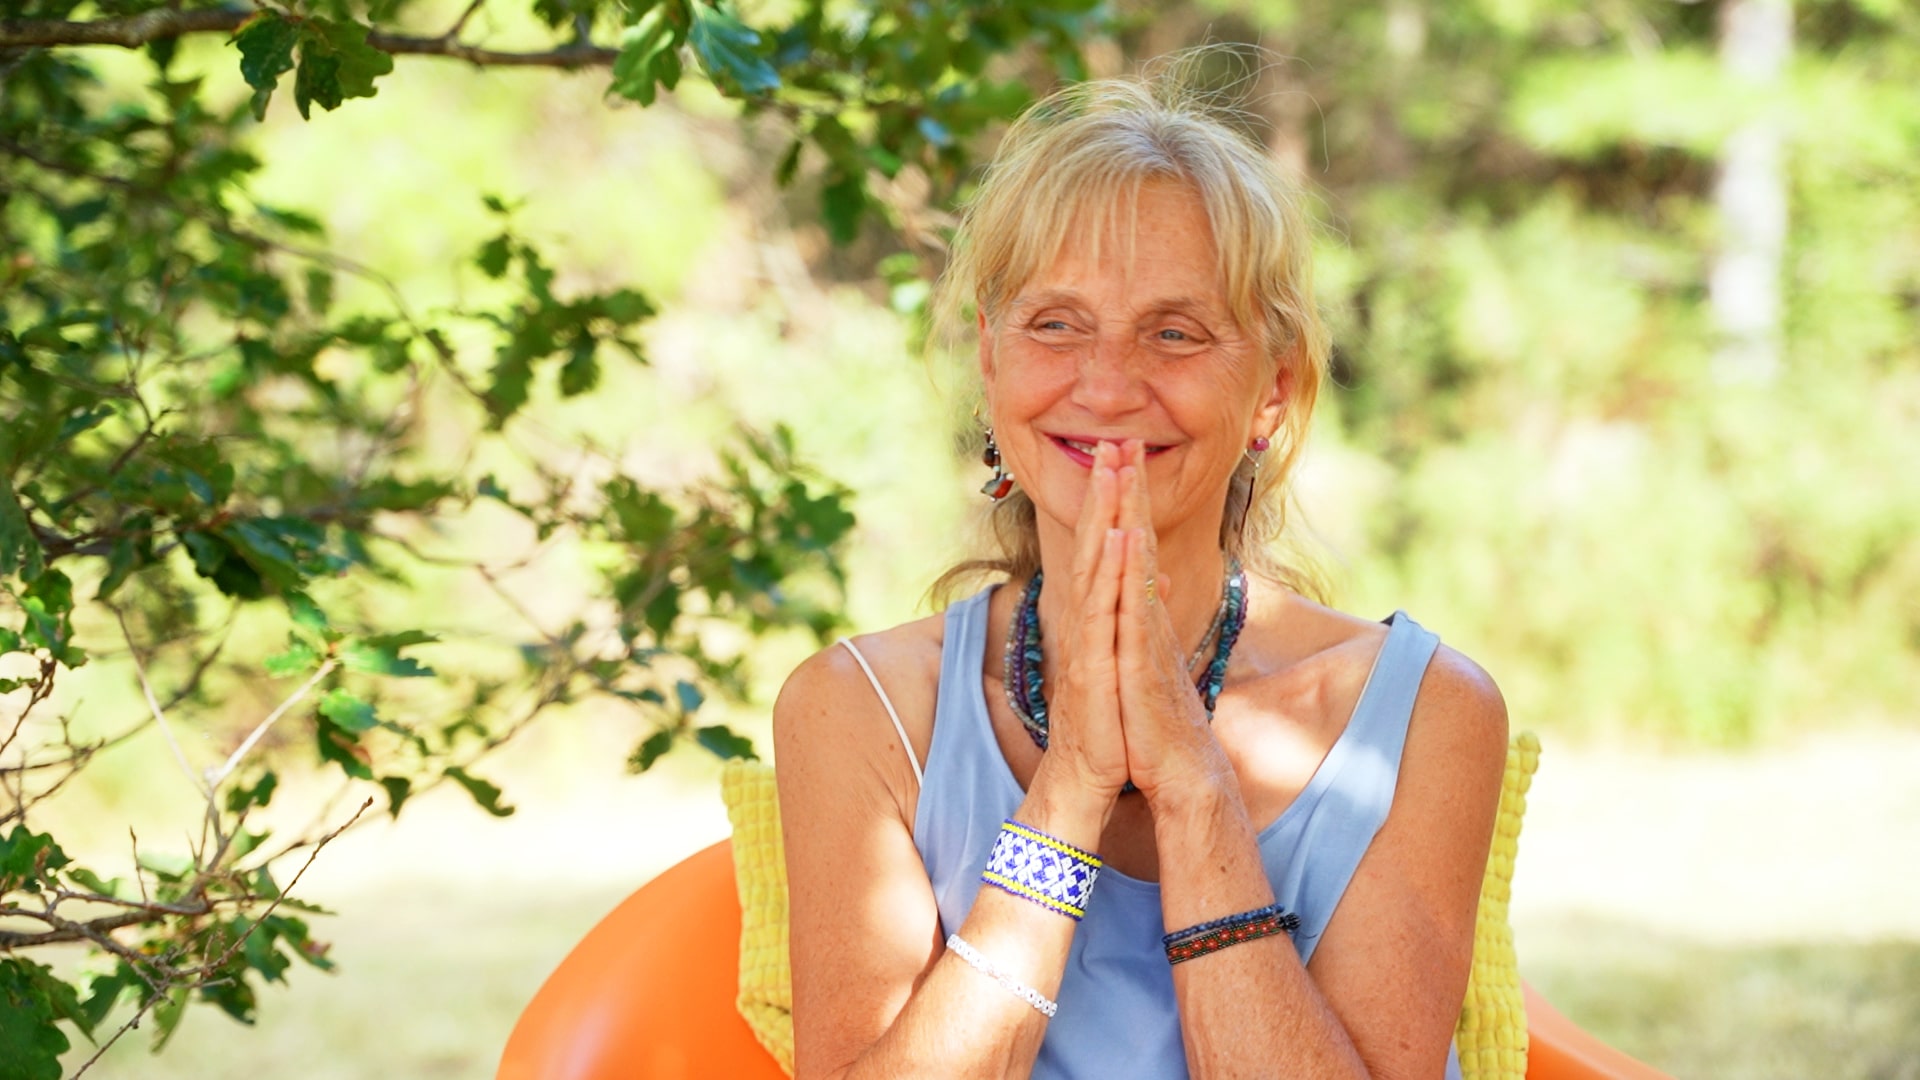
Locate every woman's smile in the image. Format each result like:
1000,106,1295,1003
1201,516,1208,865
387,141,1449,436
1049,435,1175,467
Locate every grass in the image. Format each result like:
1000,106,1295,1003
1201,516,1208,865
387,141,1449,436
60,732,1920,1079
1525,918,1920,1080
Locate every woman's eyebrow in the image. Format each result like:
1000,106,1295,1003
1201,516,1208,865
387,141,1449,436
1009,288,1086,312
1144,297,1221,321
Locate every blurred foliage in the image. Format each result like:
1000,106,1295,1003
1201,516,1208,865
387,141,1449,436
1178,0,1920,744
0,0,1110,1072
5,0,1918,1073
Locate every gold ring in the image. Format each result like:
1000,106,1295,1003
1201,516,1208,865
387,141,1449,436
1144,577,1156,604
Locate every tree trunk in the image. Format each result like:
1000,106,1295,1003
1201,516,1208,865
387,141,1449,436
1710,0,1792,383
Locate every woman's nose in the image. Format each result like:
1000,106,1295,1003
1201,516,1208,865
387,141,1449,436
1069,336,1150,416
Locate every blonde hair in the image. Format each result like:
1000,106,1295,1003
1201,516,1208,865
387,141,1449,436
930,58,1331,605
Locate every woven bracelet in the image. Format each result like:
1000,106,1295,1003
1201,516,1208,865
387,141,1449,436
1164,906,1300,965
980,818,1103,921
1162,902,1296,948
947,933,1058,1018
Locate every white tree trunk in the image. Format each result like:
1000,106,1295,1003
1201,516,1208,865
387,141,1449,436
1711,0,1793,383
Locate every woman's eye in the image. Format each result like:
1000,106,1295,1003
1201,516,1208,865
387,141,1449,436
1038,320,1070,331
1157,328,1191,342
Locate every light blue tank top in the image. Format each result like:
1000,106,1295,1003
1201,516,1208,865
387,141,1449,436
911,586,1463,1079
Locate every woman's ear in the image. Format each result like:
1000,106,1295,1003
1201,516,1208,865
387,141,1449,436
1253,347,1294,435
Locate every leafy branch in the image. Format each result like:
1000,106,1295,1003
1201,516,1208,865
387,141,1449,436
0,7,616,66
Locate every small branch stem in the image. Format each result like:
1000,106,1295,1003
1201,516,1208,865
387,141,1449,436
0,8,619,66
207,658,338,789
115,611,212,800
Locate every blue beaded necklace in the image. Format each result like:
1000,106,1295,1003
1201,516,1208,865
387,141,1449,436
1003,556,1249,752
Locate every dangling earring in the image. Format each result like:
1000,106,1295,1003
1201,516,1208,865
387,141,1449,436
981,428,1015,501
1244,434,1272,469
1239,435,1271,534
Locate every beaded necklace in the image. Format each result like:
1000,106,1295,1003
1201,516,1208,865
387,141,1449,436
1003,556,1249,752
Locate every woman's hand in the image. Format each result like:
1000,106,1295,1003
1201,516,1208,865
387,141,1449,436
1111,440,1236,805
1037,440,1131,805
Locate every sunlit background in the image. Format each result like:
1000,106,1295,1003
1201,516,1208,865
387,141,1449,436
17,0,1920,1076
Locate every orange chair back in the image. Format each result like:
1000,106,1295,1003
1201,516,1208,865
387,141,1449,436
499,838,1671,1080
498,840,786,1080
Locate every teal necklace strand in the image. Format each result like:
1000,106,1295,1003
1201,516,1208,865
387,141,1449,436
1004,556,1249,754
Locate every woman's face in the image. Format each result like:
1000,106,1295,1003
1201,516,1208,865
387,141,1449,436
981,180,1286,542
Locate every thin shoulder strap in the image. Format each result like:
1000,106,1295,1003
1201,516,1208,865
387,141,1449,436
836,637,924,785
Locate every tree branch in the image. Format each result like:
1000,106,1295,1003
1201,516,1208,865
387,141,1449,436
0,8,619,67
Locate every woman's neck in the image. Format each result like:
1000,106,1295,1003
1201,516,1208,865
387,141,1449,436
1032,514,1229,671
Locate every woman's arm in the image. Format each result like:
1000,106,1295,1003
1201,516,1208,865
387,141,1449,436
1150,648,1507,1078
1108,440,1506,1077
777,650,1112,1080
778,453,1135,1080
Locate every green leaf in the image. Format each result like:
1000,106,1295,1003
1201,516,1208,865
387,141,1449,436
317,688,376,733
627,728,675,772
0,824,72,892
443,766,515,817
0,474,46,582
341,639,434,678
673,678,703,716
608,480,676,544
694,724,758,761
688,3,779,96
558,338,599,397
286,593,332,637
292,17,394,119
821,171,866,246
378,775,412,818
234,13,298,118
476,234,513,279
315,717,373,780
600,287,655,325
234,14,298,91
610,6,680,106
136,850,195,883
265,637,321,677
228,828,270,861
151,985,190,1050
65,867,124,898
775,138,803,187
0,959,75,1079
225,771,279,814
79,966,137,1036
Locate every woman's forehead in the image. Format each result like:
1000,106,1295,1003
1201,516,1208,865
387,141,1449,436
1007,179,1224,303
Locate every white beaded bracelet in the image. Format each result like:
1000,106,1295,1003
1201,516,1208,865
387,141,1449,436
946,933,1058,1018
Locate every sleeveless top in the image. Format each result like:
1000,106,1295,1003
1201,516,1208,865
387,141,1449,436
905,586,1464,1079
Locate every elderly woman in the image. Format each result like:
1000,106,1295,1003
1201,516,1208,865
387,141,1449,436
773,74,1507,1080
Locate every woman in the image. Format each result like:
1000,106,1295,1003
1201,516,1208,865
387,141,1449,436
773,72,1507,1079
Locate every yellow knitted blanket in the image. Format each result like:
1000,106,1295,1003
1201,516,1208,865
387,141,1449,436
721,731,1538,1079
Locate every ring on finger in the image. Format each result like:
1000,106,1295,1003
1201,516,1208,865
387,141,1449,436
1144,577,1156,605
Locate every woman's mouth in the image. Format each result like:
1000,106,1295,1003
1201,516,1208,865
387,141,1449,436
1050,436,1172,466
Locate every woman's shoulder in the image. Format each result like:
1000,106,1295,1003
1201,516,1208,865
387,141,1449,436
777,612,947,708
772,608,953,800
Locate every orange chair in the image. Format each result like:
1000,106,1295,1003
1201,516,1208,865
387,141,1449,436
498,839,1670,1080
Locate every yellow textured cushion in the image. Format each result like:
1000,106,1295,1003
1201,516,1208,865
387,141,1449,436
718,733,1540,1079
1455,731,1538,1080
722,760,794,1074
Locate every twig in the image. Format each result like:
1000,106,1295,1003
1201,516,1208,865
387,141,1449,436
114,612,210,799
67,798,375,1080
206,658,338,789
0,8,619,67
442,0,485,41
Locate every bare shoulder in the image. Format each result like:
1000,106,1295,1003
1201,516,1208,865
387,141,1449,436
773,614,947,820
1409,640,1510,769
